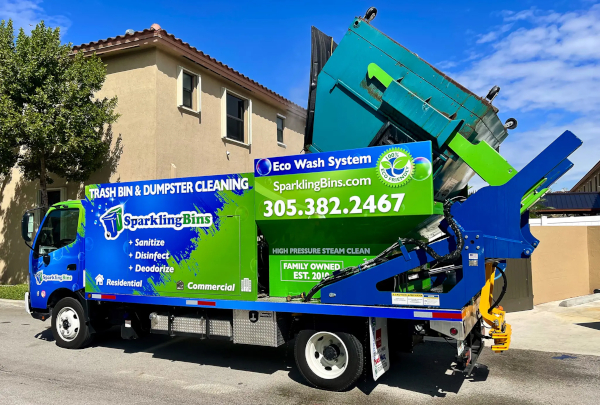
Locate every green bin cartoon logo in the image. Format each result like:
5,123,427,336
100,205,124,240
35,270,44,285
376,147,414,187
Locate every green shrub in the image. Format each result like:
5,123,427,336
0,284,29,300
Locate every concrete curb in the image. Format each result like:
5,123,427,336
0,298,25,308
559,294,600,307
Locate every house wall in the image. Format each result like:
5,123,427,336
588,226,600,293
91,47,159,183
530,226,593,304
573,166,600,192
153,48,304,179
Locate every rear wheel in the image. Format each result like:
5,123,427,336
294,329,364,391
51,297,91,349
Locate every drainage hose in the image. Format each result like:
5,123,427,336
302,197,466,302
488,264,507,314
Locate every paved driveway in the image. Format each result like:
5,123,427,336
1,299,599,404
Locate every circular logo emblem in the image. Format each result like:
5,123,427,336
411,156,432,181
256,158,272,176
376,147,414,187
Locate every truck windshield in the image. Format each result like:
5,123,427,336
35,208,79,255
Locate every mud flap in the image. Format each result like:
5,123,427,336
368,317,390,381
455,319,485,375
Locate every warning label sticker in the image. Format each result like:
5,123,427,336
435,177,459,200
468,253,478,267
423,294,441,306
392,293,440,307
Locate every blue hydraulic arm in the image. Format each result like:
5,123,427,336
320,130,582,309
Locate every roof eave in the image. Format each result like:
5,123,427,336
72,29,307,119
535,208,600,213
570,160,600,191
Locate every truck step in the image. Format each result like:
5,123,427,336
490,323,512,352
149,313,232,339
148,310,288,347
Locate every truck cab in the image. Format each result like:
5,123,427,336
23,201,85,322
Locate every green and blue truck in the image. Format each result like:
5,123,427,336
21,9,581,391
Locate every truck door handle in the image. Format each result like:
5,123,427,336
67,264,77,271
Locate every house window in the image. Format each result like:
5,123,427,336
38,188,65,207
277,116,285,144
182,72,193,109
36,187,66,228
221,88,252,145
227,93,245,142
177,66,201,112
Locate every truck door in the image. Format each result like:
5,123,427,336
30,207,83,309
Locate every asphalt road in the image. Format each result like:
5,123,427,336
1,299,599,405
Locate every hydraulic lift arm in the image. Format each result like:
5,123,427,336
300,12,582,355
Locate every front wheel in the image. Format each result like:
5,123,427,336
51,297,91,349
294,329,364,391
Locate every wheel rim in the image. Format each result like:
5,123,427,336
305,332,349,380
56,307,80,342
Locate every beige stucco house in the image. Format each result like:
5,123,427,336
571,159,600,192
0,23,306,284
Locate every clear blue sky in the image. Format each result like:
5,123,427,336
2,0,599,190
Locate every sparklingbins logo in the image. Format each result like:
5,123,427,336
100,205,213,240
100,205,125,240
34,270,73,285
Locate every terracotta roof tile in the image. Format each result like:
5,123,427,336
72,25,306,115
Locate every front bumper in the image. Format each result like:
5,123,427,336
24,292,30,314
25,292,50,321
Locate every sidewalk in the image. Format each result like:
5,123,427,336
0,298,25,308
508,299,600,356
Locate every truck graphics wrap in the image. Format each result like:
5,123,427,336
254,142,434,298
84,173,256,301
254,143,433,221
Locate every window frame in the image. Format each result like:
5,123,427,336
177,66,201,113
182,71,194,109
226,93,245,142
221,87,252,146
37,187,66,206
34,207,80,255
276,114,286,146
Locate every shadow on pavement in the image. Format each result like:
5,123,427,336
35,326,489,397
356,341,489,397
577,322,600,331
35,327,54,342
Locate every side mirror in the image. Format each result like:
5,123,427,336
21,212,33,242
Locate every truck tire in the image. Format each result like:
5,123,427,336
294,329,364,391
51,297,91,349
